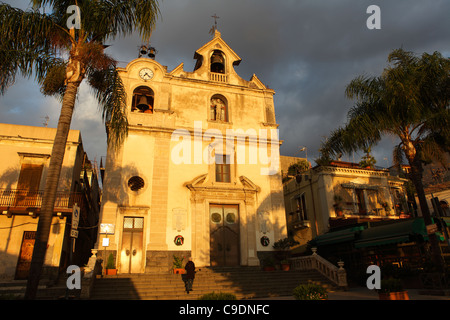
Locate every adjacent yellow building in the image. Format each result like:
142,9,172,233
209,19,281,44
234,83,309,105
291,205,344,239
0,123,100,280
283,160,411,252
96,30,287,273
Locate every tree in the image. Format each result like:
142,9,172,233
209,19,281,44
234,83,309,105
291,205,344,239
359,146,376,169
287,159,310,176
0,0,160,299
324,48,450,271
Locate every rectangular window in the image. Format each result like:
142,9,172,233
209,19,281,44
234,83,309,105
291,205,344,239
296,194,308,221
215,154,230,183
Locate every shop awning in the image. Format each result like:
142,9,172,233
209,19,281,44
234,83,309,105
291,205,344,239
354,218,443,248
443,217,450,227
310,226,365,246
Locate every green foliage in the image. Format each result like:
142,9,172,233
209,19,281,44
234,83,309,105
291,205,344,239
325,48,450,165
314,142,332,166
287,159,310,176
198,292,237,300
378,278,404,294
292,283,328,300
273,238,299,251
262,256,275,267
106,253,115,269
359,147,377,169
173,255,184,268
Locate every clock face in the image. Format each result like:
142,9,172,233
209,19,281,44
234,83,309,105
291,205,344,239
139,68,154,80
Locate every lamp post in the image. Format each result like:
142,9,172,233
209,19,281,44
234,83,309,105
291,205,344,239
295,146,307,161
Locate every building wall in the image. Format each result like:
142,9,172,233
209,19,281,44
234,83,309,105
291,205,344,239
0,124,96,280
283,164,410,249
97,31,287,272
0,215,66,280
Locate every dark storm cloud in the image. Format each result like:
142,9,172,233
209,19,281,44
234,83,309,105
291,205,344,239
1,0,450,167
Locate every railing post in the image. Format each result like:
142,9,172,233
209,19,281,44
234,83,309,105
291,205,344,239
337,260,348,289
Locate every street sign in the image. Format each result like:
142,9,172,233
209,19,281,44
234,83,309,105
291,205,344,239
70,229,79,238
72,203,80,230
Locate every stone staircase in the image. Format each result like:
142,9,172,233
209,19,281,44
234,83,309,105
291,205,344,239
0,278,78,300
89,267,337,300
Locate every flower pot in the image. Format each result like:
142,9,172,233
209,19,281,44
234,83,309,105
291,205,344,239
105,269,117,275
378,291,409,300
263,266,275,271
281,264,290,271
173,268,185,274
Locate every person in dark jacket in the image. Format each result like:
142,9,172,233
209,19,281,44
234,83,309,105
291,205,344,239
184,257,195,293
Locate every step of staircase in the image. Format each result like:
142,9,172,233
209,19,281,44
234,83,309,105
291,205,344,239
89,267,337,300
0,278,78,300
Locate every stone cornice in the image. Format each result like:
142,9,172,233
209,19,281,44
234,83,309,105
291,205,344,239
315,165,389,177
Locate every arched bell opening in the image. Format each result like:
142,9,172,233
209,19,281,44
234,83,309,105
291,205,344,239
131,86,154,113
210,50,225,74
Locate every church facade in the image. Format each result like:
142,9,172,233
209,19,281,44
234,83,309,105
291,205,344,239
96,30,287,273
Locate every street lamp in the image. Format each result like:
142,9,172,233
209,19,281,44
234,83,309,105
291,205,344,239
298,146,307,161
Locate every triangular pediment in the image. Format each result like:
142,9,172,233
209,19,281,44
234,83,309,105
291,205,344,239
193,29,241,66
185,173,260,192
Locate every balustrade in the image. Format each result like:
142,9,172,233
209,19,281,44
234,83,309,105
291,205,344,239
290,247,348,288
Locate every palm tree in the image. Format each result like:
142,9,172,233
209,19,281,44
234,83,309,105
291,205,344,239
324,48,450,270
0,0,160,299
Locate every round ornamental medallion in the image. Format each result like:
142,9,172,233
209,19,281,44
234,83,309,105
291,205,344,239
260,236,270,247
225,212,236,224
174,235,184,246
211,212,222,224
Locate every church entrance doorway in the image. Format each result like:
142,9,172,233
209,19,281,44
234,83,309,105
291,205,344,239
120,217,144,273
209,204,240,267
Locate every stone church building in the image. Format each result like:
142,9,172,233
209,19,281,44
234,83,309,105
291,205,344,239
96,30,287,273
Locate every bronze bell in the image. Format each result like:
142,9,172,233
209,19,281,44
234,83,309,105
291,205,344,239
136,96,149,111
211,52,224,65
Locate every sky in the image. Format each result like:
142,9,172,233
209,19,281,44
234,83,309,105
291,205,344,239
1,0,450,171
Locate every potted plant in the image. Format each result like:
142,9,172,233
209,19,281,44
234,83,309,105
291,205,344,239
105,253,117,275
262,256,276,271
292,283,328,300
280,260,290,271
333,195,344,217
173,255,185,274
273,238,298,271
377,278,409,300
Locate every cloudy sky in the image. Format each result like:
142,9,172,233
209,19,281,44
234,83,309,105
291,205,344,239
1,0,450,170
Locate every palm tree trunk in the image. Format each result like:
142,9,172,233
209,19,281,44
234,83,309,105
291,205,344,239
408,156,444,272
24,81,79,299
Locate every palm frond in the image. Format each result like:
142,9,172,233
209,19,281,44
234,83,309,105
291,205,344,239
88,66,128,148
392,143,405,169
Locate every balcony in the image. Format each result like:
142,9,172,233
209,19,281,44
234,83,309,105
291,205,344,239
0,189,85,215
210,72,227,83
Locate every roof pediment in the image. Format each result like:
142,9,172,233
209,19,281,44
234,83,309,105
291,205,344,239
193,29,241,66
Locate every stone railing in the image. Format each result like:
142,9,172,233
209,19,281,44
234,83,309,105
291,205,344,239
289,248,347,288
80,249,103,299
210,72,227,82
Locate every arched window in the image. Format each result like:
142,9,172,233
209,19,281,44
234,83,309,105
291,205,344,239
210,95,228,122
131,86,154,113
210,50,225,74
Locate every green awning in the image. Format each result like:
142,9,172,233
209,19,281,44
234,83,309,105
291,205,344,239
354,218,443,248
443,217,450,227
311,226,364,246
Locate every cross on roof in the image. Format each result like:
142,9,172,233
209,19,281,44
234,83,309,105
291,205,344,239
211,14,219,29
